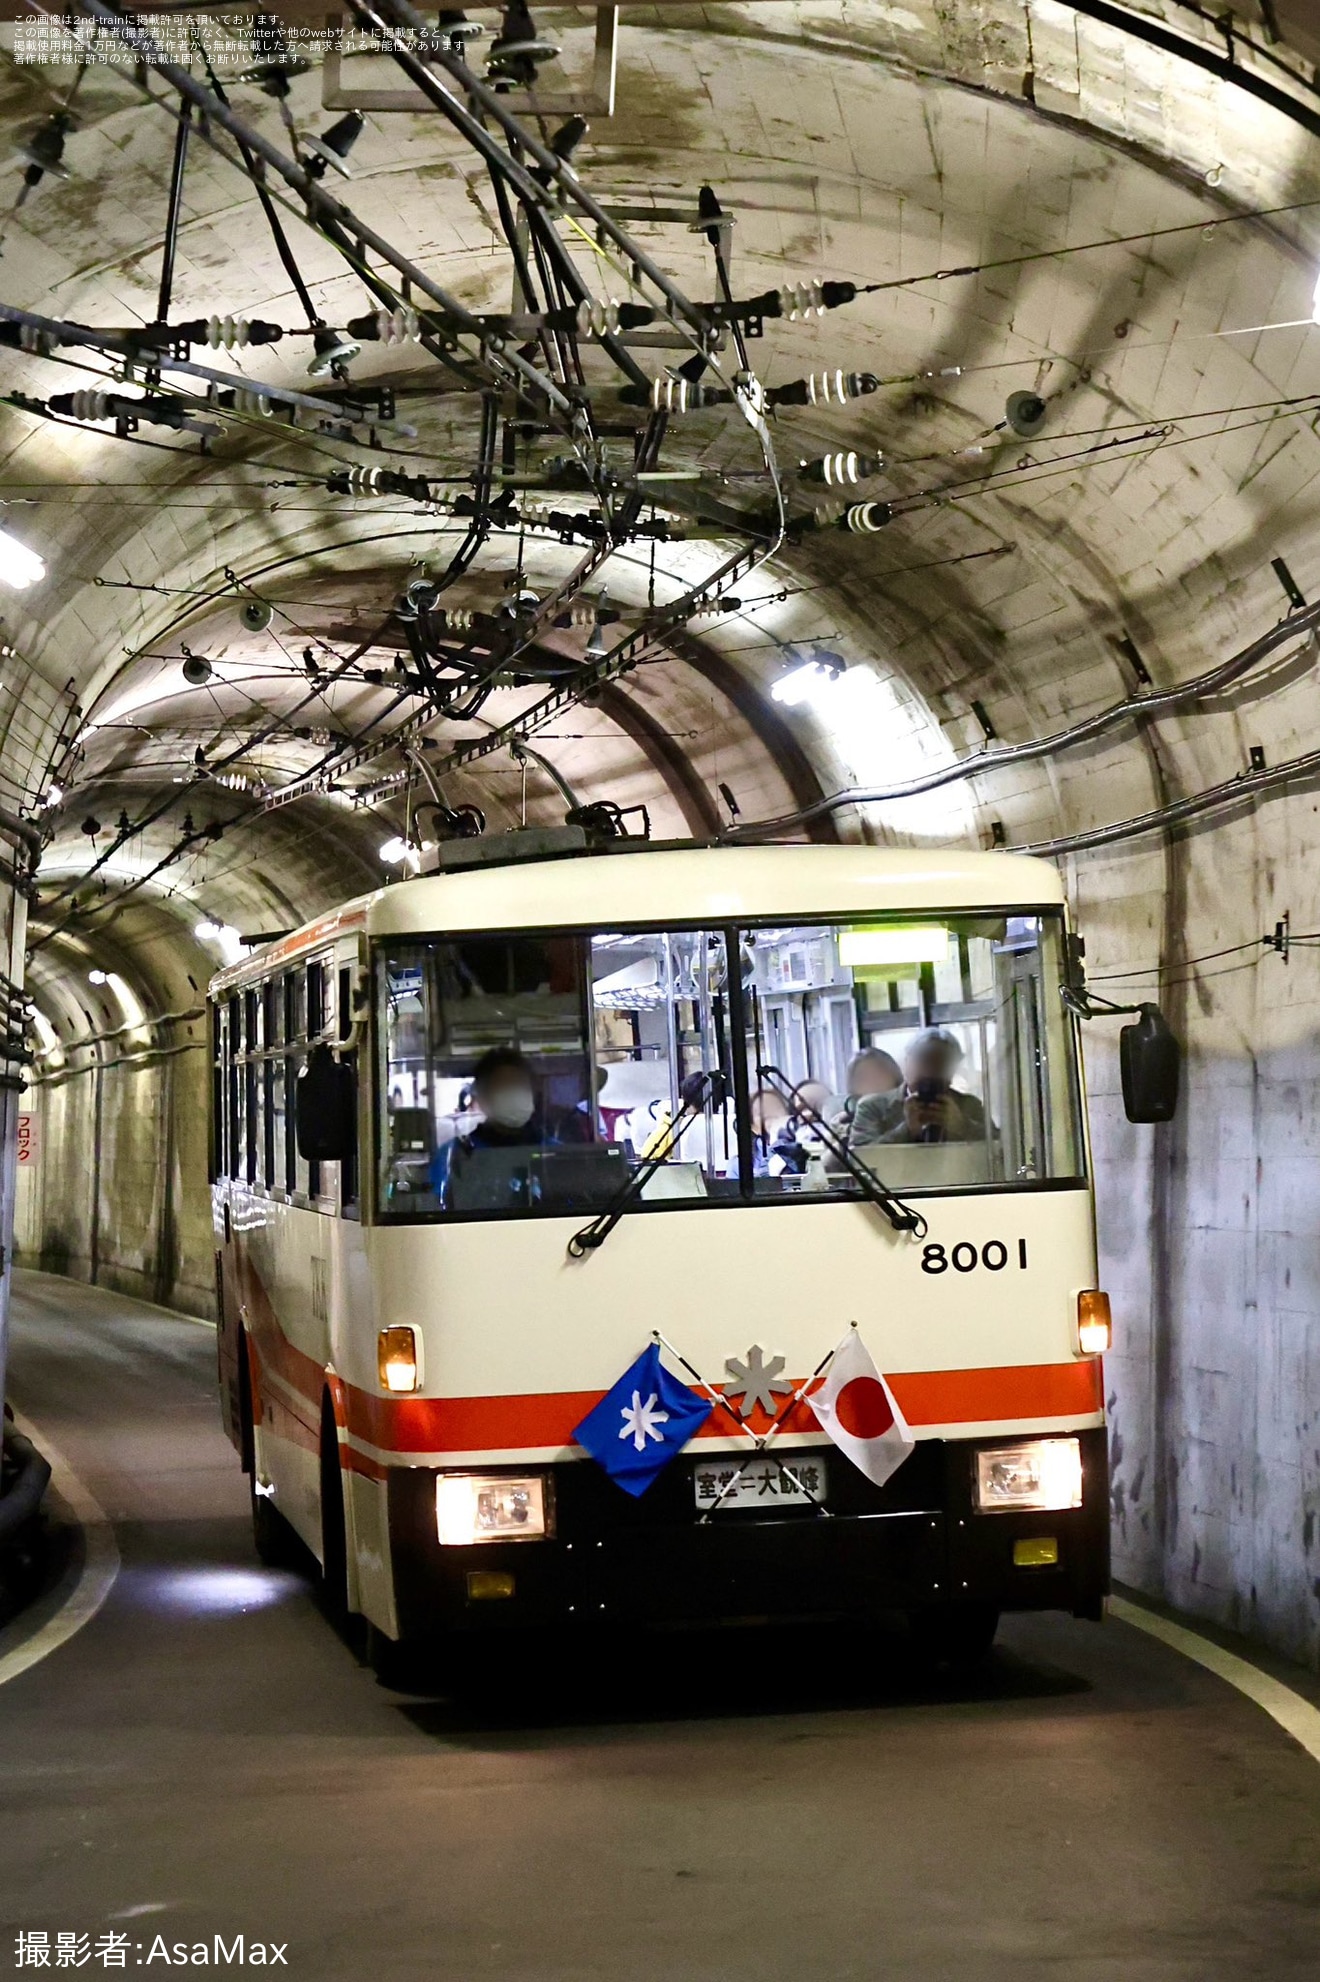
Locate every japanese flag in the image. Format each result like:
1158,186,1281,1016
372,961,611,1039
810,1328,914,1488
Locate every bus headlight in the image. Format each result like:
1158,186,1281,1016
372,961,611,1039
378,1325,420,1393
436,1473,552,1546
974,1438,1083,1513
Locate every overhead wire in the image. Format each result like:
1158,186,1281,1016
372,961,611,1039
26,0,1320,911
855,194,1320,296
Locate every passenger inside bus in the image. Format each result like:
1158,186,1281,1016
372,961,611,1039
741,1085,832,1177
848,1028,988,1146
433,1046,547,1208
830,1047,902,1135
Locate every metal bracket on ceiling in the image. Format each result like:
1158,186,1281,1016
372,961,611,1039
322,6,618,117
589,203,736,349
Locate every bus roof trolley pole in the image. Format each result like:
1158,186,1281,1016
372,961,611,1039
756,1064,927,1238
568,1069,727,1257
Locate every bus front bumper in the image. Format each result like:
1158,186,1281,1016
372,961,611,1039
386,1427,1110,1639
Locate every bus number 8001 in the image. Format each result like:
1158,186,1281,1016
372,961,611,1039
921,1239,1029,1275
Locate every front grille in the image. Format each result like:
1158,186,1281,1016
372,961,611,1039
551,1438,947,1539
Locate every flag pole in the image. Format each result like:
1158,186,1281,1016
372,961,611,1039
654,1329,841,1522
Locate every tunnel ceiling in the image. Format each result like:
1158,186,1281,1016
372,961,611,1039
2,0,1320,1031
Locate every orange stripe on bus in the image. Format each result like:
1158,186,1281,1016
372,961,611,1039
341,1359,1103,1456
892,1360,1103,1426
235,1254,1103,1460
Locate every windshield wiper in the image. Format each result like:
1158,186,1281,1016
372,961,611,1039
756,1064,926,1237
567,1070,727,1258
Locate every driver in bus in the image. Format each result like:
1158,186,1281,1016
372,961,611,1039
847,1027,988,1146
432,1046,548,1205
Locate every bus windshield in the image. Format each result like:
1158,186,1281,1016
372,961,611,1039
374,911,1084,1220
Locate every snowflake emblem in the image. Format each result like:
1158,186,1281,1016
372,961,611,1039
723,1344,792,1418
618,1388,670,1451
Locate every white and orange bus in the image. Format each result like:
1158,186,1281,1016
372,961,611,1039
211,840,1162,1667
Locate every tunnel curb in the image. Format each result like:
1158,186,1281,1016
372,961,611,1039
1111,1590,1320,1768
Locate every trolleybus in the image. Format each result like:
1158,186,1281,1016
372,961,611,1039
210,841,1156,1665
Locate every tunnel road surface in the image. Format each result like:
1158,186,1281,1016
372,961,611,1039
3,1272,1320,1981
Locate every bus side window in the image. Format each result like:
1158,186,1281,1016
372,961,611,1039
337,963,359,1215
282,973,297,1194
210,1004,224,1184
243,988,260,1187
307,961,325,1202
262,977,281,1192
226,995,242,1183
290,968,312,1201
307,959,325,1037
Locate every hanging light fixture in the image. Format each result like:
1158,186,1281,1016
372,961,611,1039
16,112,73,186
770,648,847,707
487,3,559,86
0,526,44,591
302,110,365,180
1005,390,1048,438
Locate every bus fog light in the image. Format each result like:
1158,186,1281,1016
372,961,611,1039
1077,1290,1112,1356
436,1473,550,1545
378,1325,420,1392
467,1570,516,1601
975,1438,1082,1512
1013,1536,1060,1568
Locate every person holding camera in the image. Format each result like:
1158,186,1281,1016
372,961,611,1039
847,1027,987,1146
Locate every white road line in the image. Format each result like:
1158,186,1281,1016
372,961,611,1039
1111,1593,1320,1767
0,1410,120,1688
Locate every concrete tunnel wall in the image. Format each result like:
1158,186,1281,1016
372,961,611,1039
6,0,1320,1676
16,1006,214,1322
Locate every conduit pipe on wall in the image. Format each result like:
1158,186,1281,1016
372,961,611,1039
27,1038,203,1086
1018,738,1320,857
726,601,1320,840
27,1038,204,1089
26,1004,204,1078
0,803,43,866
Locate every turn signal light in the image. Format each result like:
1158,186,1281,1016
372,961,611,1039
1077,1291,1112,1357
378,1324,420,1393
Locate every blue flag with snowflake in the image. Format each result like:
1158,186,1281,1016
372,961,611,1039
573,1343,714,1496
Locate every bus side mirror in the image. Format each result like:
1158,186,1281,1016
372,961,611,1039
1120,1004,1180,1123
296,1043,356,1161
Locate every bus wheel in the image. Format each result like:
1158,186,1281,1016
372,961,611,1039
319,1397,351,1630
909,1602,1000,1669
239,1338,296,1568
365,1622,412,1691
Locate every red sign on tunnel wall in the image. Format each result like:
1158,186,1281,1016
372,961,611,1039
16,1112,38,1167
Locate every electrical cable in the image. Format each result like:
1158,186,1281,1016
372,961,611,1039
855,194,1320,298
725,599,1320,839
1089,938,1268,980
33,610,403,925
